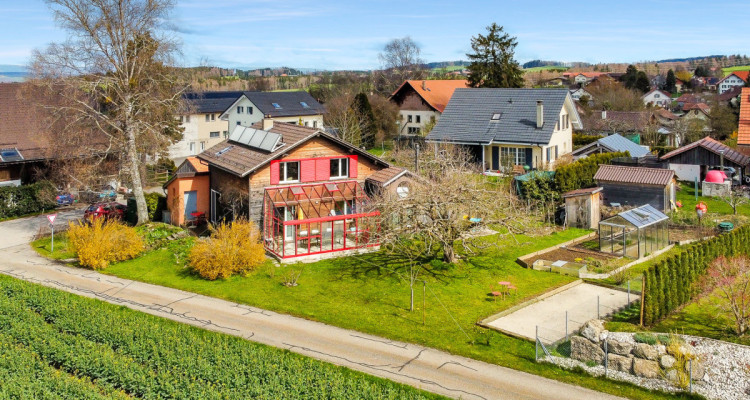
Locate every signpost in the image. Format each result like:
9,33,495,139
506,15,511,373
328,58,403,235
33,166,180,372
47,214,57,253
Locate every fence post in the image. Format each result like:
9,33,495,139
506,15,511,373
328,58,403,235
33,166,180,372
627,281,630,304
689,359,693,393
565,311,568,341
535,326,538,361
597,295,600,319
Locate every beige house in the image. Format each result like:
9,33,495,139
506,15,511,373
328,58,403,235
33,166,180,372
220,91,325,131
170,91,242,165
426,88,581,171
389,80,468,135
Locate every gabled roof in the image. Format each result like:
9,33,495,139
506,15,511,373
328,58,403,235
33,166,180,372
185,156,209,173
220,91,325,119
594,165,674,186
585,111,650,132
682,102,710,112
425,88,580,146
719,71,750,84
618,204,668,228
739,88,750,146
642,89,671,99
562,186,603,198
365,166,410,187
653,108,678,121
597,134,650,158
198,123,389,177
163,157,209,188
390,80,469,113
661,136,750,166
718,85,743,102
184,91,244,114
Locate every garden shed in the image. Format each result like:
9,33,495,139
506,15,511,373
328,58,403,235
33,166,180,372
599,204,669,259
594,164,675,212
660,137,750,183
562,187,602,229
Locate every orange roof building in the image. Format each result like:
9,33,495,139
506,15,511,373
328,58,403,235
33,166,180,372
738,88,750,147
390,80,468,136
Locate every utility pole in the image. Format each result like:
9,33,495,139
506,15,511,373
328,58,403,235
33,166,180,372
414,143,420,173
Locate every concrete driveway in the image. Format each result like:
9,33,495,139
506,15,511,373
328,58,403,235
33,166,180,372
0,215,624,400
0,208,83,250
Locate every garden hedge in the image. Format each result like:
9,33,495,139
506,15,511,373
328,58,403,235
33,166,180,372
126,192,167,224
0,181,57,220
554,152,629,193
572,133,603,148
641,225,750,326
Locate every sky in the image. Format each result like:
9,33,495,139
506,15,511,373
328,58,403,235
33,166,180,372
1,0,749,71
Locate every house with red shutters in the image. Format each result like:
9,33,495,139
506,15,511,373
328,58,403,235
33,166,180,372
177,118,413,260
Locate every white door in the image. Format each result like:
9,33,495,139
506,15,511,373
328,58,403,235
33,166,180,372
283,206,296,240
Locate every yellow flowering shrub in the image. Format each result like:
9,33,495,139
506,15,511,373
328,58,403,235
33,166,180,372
68,219,144,270
189,219,266,280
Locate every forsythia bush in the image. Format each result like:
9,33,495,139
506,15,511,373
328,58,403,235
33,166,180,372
67,219,144,269
189,219,266,280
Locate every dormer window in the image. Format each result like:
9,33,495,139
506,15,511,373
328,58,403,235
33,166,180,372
491,113,501,121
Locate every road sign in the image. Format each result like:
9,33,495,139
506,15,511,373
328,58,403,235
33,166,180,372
47,214,57,225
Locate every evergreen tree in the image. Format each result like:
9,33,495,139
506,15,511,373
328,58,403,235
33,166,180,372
635,71,651,93
665,69,676,93
351,93,377,149
466,23,524,88
623,65,638,89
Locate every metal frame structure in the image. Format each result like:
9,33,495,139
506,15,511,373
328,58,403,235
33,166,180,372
599,205,669,259
263,180,379,258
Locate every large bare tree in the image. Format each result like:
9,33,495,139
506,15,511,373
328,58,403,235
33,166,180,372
375,37,426,95
30,0,186,224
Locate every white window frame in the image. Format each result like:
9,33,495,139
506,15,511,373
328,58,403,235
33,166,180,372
279,161,300,183
329,158,349,179
210,131,220,138
501,147,525,166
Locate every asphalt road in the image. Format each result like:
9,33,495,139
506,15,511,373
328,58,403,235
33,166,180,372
0,214,625,400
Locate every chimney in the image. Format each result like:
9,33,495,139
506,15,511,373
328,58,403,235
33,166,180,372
601,109,607,120
536,100,543,129
422,80,426,91
262,114,273,131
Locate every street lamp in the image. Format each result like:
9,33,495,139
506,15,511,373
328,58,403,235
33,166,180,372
601,331,609,377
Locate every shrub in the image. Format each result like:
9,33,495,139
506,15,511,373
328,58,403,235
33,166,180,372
633,332,657,345
67,219,144,269
126,193,167,224
572,133,603,147
554,151,629,193
0,181,57,219
189,219,266,280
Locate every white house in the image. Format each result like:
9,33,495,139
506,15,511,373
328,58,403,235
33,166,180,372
425,88,581,171
570,87,592,102
221,91,325,130
642,89,671,108
717,72,748,95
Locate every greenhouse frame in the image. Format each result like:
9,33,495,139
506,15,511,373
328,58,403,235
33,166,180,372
599,204,669,259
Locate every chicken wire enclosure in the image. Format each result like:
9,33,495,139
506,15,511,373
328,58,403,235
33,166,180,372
599,205,669,259
263,180,380,259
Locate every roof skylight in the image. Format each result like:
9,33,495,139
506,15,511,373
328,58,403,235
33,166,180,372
300,102,309,108
272,103,282,109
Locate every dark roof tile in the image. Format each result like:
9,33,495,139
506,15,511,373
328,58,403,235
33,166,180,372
594,165,674,186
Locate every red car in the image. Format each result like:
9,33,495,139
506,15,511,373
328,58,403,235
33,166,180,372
84,202,127,222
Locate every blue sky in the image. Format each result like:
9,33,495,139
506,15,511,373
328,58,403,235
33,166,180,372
2,0,749,70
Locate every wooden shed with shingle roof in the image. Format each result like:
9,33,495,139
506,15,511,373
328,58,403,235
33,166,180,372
594,165,675,212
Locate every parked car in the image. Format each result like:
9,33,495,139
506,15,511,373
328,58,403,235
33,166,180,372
84,202,127,222
79,186,117,203
56,192,76,206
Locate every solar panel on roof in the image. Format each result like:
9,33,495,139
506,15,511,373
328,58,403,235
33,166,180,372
0,148,23,163
228,125,281,152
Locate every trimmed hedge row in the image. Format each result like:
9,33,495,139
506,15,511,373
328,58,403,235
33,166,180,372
641,225,750,326
0,275,440,399
572,133,603,147
554,152,629,193
0,181,57,219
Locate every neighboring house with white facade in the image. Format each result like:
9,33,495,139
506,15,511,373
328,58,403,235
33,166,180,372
220,91,325,131
170,91,242,165
569,86,592,102
425,88,581,171
390,80,468,136
717,71,749,95
642,89,671,108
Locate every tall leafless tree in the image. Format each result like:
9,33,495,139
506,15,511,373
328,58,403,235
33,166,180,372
30,0,187,224
375,37,426,95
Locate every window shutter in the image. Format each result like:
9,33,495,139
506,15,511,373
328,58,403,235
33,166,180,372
300,159,316,182
315,158,330,181
270,160,280,185
525,148,533,167
349,155,358,178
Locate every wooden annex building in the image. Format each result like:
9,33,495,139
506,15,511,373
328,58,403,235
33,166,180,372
594,165,676,212
660,137,750,184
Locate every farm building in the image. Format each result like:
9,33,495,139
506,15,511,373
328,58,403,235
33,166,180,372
562,187,602,229
599,204,669,259
594,165,675,212
660,137,749,184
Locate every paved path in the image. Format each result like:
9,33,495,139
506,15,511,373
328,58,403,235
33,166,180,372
0,208,83,250
0,216,624,400
485,281,635,344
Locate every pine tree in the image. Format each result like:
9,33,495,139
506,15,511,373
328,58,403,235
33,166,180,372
665,69,676,93
624,65,639,89
466,23,524,88
635,71,651,93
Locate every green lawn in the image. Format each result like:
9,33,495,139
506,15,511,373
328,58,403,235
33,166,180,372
722,65,750,76
32,227,698,400
523,66,569,73
675,181,750,217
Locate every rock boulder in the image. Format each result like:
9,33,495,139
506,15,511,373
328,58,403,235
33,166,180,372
606,339,633,356
571,336,605,364
633,343,659,361
659,354,676,369
633,358,660,379
607,353,633,373
580,320,605,343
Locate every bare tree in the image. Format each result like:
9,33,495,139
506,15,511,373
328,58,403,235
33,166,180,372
30,0,186,224
375,144,533,265
323,93,368,146
375,37,426,94
698,255,750,336
719,188,749,215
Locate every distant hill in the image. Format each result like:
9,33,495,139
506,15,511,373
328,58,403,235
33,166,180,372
426,61,469,70
0,65,28,82
653,55,726,63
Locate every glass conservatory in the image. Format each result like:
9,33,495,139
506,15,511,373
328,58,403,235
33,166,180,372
263,180,380,259
599,205,669,259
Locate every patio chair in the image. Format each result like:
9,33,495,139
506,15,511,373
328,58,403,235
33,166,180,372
489,285,503,301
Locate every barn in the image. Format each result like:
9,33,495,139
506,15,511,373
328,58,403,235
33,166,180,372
594,165,675,212
660,137,750,183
